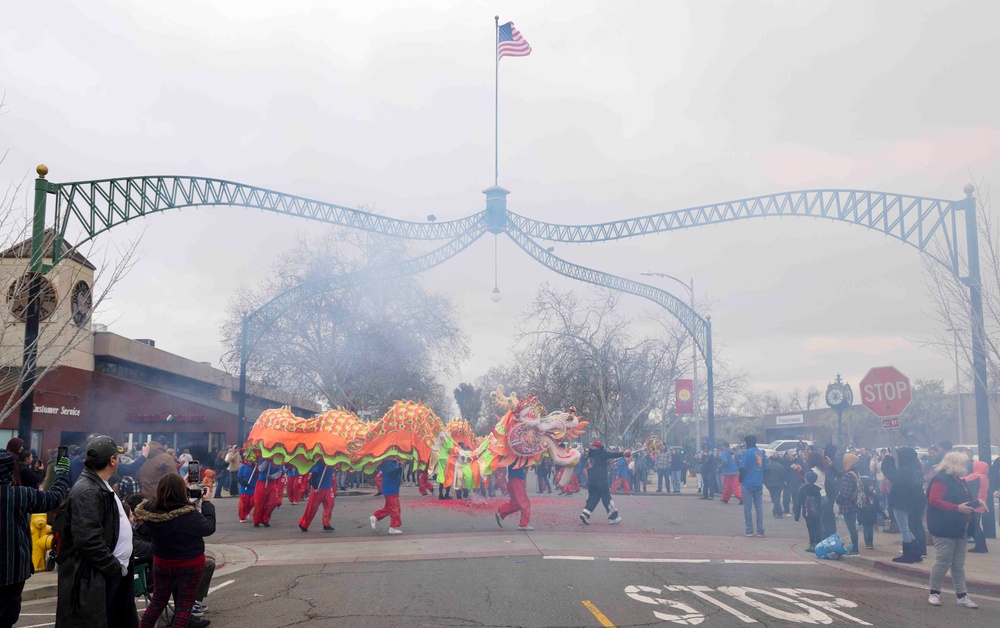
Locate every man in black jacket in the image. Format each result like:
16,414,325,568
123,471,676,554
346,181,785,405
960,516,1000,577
580,442,627,525
55,435,138,628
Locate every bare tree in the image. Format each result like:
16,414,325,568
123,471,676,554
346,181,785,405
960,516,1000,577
0,172,141,427
923,182,1000,395
220,226,469,418
498,286,691,444
453,382,481,421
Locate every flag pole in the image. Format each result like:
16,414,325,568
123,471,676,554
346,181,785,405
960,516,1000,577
494,15,499,186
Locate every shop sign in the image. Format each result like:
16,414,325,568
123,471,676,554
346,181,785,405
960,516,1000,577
775,414,804,426
126,413,205,424
33,404,82,416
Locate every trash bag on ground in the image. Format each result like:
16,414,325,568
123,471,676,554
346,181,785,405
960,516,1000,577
814,533,851,560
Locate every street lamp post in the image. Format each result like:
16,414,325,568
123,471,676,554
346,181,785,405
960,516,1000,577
641,272,698,446
17,166,58,442
946,327,964,444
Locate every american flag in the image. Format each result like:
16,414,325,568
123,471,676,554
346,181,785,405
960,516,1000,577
497,21,531,60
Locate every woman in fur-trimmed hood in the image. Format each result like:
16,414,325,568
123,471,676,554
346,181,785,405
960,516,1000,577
134,473,216,628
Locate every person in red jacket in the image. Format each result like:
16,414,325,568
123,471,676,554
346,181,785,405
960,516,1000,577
962,460,990,553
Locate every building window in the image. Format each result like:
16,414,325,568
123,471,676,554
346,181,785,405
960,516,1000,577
0,429,43,454
209,432,228,453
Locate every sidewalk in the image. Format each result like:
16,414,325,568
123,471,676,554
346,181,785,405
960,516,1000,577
21,543,256,601
828,539,1000,595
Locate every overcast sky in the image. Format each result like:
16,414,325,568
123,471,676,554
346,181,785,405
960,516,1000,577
3,1,999,413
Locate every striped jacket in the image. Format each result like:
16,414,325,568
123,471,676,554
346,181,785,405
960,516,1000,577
1,469,70,584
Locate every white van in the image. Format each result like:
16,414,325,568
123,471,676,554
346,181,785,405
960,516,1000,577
761,439,812,458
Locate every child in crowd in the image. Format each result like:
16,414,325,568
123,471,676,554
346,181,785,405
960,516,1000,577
795,471,823,551
857,476,886,550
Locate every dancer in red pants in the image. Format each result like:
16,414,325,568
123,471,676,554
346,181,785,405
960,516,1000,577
496,467,509,495
720,446,743,504
611,456,632,495
286,466,302,503
253,457,285,527
495,464,532,530
418,469,434,495
299,461,336,532
237,456,257,522
370,459,403,534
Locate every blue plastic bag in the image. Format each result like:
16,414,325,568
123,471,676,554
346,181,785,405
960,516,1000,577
814,533,851,560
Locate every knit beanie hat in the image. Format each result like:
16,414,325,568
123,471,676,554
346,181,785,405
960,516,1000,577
805,471,818,484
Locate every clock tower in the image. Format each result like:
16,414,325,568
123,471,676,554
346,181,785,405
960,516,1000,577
825,373,853,447
0,229,96,374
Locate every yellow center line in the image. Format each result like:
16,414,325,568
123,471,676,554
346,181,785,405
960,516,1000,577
581,600,616,627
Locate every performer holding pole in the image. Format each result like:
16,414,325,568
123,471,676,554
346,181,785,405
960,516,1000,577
299,461,336,532
370,458,404,534
495,463,533,531
581,442,628,525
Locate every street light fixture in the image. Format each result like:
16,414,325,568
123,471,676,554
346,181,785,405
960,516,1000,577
641,272,699,446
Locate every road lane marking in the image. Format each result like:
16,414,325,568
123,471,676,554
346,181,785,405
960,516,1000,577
209,578,235,594
611,558,711,563
625,586,707,624
775,589,872,626
582,600,616,627
543,556,815,565
717,587,833,623
17,623,55,628
678,586,757,623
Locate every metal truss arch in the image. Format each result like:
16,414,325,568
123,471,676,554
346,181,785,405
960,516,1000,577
504,227,708,358
508,189,964,274
51,176,481,252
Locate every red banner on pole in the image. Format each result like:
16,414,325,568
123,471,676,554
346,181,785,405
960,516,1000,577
675,379,694,415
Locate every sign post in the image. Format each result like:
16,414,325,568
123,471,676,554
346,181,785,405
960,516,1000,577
859,366,912,429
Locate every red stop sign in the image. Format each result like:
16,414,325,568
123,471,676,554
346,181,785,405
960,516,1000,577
860,366,912,418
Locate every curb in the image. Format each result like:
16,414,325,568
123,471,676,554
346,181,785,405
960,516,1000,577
22,582,57,602
844,554,1000,596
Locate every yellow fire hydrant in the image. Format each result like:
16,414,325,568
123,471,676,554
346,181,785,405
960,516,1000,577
31,513,54,571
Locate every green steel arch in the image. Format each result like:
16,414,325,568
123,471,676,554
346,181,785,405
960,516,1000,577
20,168,990,541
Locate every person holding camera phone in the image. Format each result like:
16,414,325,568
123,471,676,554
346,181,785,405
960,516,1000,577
1,449,71,626
135,472,216,627
926,451,979,609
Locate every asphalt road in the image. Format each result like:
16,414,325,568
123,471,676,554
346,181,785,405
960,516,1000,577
14,484,1000,627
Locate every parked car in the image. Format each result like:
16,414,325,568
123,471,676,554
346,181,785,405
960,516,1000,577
761,439,812,458
953,444,999,462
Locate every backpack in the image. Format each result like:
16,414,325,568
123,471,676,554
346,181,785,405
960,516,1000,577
849,472,864,509
804,493,820,518
50,497,75,564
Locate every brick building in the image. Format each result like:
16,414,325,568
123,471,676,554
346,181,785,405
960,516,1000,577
0,232,319,461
